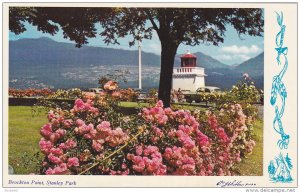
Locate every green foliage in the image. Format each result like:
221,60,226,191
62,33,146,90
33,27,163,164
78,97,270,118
9,7,264,48
225,77,261,119
229,82,261,103
48,88,83,99
19,151,43,174
9,7,36,34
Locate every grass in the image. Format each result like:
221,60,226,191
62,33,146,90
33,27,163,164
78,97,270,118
9,106,48,174
119,101,208,111
119,101,149,108
8,104,263,175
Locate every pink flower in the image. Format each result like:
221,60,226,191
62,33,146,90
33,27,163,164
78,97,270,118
45,168,55,175
112,91,122,99
243,73,250,80
76,119,85,127
71,99,98,115
40,124,53,139
107,127,129,147
178,125,192,135
129,145,166,175
83,92,96,100
49,133,60,143
47,153,62,164
50,148,63,156
164,107,173,116
155,100,164,108
92,140,104,152
196,131,209,147
46,163,69,175
218,168,225,176
127,153,134,160
75,123,94,136
103,81,118,91
99,121,110,129
136,146,143,156
157,114,168,125
59,139,77,150
47,110,56,121
39,139,53,154
65,139,77,149
133,162,145,173
152,126,163,137
67,157,79,168
55,129,66,137
122,163,127,169
74,99,85,109
63,119,73,128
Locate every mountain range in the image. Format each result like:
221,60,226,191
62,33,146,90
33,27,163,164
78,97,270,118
9,37,264,90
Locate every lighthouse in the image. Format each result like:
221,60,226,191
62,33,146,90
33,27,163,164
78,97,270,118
172,51,206,92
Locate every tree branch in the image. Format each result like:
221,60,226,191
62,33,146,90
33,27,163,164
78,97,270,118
144,9,160,36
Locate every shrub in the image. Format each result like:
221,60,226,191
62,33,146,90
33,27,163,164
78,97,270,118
9,88,53,98
37,81,256,176
120,88,139,102
48,88,83,99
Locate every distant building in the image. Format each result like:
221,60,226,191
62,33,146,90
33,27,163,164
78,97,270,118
172,51,207,92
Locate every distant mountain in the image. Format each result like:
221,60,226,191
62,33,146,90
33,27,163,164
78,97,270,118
9,37,161,68
234,52,264,77
9,37,264,90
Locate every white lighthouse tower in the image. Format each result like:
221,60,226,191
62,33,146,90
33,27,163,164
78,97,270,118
172,51,206,92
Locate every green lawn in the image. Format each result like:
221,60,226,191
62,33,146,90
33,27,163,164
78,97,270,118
9,106,48,174
119,101,149,108
8,104,263,175
120,101,208,111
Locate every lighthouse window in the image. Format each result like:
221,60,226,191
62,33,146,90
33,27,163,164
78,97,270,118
190,59,193,66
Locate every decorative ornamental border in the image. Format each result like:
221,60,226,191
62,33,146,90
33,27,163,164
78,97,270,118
268,11,293,183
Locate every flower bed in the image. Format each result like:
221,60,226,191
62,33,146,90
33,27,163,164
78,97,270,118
36,81,257,176
9,88,53,98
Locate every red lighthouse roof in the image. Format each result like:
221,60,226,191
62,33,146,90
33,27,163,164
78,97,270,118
180,50,197,67
180,51,196,58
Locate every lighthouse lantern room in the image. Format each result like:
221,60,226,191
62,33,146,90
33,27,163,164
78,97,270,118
172,51,206,92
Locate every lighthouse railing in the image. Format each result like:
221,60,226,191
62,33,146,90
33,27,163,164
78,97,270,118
173,67,204,75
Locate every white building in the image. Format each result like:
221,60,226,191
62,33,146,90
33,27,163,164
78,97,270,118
172,51,207,92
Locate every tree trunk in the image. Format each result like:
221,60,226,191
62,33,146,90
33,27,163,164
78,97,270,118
158,41,179,107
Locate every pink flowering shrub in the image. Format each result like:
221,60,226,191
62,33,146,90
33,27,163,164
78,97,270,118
37,81,256,175
103,80,118,91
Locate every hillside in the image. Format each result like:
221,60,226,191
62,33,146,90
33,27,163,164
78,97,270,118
234,52,264,77
9,37,264,90
9,37,161,67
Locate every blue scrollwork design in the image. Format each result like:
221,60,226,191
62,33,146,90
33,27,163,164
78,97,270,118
270,11,289,149
268,11,293,183
268,153,293,183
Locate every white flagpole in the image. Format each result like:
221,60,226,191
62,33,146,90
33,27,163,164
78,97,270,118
138,37,142,90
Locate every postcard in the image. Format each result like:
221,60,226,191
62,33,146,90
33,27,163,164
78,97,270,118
2,2,298,189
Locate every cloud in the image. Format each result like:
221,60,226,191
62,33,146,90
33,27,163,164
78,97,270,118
221,45,261,54
216,54,250,62
237,54,251,61
147,43,161,54
215,55,232,61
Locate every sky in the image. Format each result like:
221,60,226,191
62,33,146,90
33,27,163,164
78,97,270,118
9,21,264,65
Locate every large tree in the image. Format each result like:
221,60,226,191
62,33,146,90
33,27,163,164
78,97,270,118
9,7,264,107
